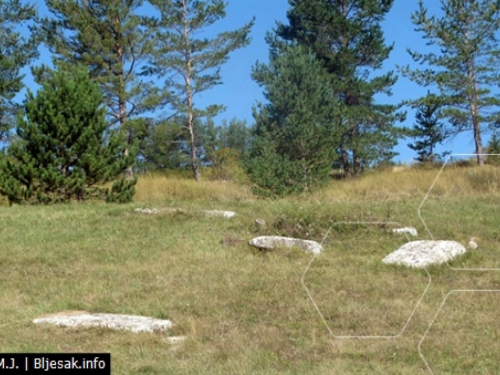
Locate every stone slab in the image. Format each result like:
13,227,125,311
33,311,173,333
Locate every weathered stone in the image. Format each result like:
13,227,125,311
254,219,266,228
392,227,418,237
164,336,186,345
135,207,180,214
382,240,466,268
248,236,323,254
201,210,236,218
135,207,235,218
468,238,478,250
33,311,173,333
135,208,160,214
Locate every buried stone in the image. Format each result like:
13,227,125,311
248,236,323,254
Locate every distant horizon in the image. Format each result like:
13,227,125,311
13,0,497,165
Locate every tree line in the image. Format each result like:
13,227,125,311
1,0,500,202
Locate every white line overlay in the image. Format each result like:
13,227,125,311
418,290,500,375
416,153,500,373
301,221,432,339
302,156,500,373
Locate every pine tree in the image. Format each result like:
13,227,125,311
136,118,188,172
39,0,159,177
0,0,38,141
217,118,251,155
399,0,500,166
0,64,136,204
245,44,341,197
408,94,449,163
486,130,500,166
143,0,254,180
273,0,405,176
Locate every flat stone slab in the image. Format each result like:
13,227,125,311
392,227,418,237
382,240,466,268
248,236,323,254
33,311,173,333
199,209,236,218
134,207,181,214
135,207,236,218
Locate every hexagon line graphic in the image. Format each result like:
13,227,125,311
418,153,500,271
418,290,500,375
301,221,432,339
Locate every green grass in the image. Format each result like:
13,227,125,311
1,165,500,374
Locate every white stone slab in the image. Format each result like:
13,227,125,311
392,227,418,237
135,207,235,218
248,236,323,254
135,207,180,214
33,312,173,333
201,210,236,218
382,240,466,268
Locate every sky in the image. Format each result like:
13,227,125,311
16,0,491,164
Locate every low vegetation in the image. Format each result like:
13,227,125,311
1,165,500,374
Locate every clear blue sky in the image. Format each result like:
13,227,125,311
18,0,488,164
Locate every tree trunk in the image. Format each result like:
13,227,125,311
120,86,133,179
183,0,200,181
473,117,484,166
115,15,134,179
188,112,200,181
465,32,484,166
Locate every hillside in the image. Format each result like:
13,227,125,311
1,165,499,374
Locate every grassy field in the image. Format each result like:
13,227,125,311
1,165,500,374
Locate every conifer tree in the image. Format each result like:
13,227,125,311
0,0,38,141
217,118,251,156
39,0,159,177
143,0,254,180
246,44,341,197
136,118,188,171
486,130,500,166
0,65,136,204
400,0,500,166
273,0,405,176
408,94,449,163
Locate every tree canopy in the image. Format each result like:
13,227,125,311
273,0,405,176
0,0,38,142
400,0,500,166
143,0,254,180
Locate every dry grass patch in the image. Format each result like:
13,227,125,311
134,172,252,204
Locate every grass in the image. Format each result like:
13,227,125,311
1,165,500,374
